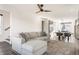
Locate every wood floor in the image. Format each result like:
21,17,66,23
0,40,79,55
48,40,79,55
0,41,17,55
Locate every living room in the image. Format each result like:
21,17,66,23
0,4,48,55
0,4,79,55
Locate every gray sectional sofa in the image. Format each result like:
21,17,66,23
12,32,47,55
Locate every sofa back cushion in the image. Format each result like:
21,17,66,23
26,32,41,39
19,32,30,42
41,32,47,36
19,32,47,43
19,32,26,40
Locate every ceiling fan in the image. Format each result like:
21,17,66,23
36,4,51,13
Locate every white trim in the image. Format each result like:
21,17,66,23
0,15,3,35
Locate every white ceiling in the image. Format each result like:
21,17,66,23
2,4,79,19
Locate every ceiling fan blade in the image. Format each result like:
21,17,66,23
37,4,40,8
36,11,41,13
37,4,44,12
44,10,51,12
37,4,43,10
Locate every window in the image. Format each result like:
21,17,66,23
0,14,3,35
61,22,72,32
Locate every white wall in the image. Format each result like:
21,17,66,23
10,11,42,34
9,5,42,38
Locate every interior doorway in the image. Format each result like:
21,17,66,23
0,10,10,43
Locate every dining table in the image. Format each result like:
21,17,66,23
56,31,71,42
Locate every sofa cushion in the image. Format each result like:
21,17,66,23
34,36,48,41
24,33,30,39
24,32,41,40
19,32,27,40
28,32,38,39
22,40,47,52
19,32,47,43
36,32,42,37
41,32,47,36
19,32,30,42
